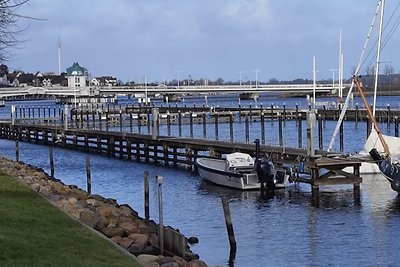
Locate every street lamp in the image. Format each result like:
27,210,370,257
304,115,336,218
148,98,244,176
237,71,244,86
253,70,260,88
330,68,337,89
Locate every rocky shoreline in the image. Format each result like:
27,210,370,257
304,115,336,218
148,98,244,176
0,157,213,267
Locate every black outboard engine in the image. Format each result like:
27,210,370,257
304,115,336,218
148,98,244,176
369,148,400,192
255,158,275,190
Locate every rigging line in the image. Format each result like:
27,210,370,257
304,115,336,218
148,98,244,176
328,0,382,152
361,1,400,74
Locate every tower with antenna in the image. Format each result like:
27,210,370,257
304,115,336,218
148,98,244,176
58,35,61,75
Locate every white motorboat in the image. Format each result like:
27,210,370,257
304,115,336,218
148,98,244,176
195,152,291,190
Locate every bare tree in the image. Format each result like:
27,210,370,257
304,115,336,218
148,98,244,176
384,64,394,76
0,0,30,61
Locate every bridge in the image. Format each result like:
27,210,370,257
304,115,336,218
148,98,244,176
0,83,349,99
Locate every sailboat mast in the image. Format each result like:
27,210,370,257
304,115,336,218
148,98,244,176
373,0,385,117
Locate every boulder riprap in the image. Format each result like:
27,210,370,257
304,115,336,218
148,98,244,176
0,157,209,267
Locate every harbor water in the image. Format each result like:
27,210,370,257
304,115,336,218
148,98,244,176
1,95,400,266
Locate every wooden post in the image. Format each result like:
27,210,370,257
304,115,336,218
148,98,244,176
229,112,234,143
167,112,171,136
355,103,359,129
152,108,159,140
49,146,54,179
270,104,274,124
144,171,150,223
189,111,194,138
221,197,237,253
178,110,182,137
306,110,316,156
249,104,252,122
261,112,265,144
245,113,249,144
298,114,302,148
214,113,219,141
318,114,323,150
86,156,91,195
395,116,399,137
387,104,391,132
278,113,283,146
119,110,123,132
15,138,19,162
202,112,207,139
157,175,164,255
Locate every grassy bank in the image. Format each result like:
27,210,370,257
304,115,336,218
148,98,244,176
0,171,142,267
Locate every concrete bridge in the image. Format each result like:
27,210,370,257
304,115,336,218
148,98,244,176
0,83,349,99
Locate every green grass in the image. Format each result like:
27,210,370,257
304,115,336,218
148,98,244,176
0,172,143,267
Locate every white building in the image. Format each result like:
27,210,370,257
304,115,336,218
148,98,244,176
66,62,89,96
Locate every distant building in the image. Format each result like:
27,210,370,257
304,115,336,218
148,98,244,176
91,76,118,86
66,62,89,96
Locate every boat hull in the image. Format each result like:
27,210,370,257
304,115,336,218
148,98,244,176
196,158,260,190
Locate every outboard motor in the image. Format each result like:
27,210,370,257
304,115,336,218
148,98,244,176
369,148,400,192
255,158,275,190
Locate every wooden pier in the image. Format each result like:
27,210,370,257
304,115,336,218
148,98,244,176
0,118,365,193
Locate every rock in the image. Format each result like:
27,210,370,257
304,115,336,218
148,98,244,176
94,216,108,231
31,183,41,192
173,256,189,267
101,226,127,238
119,221,138,233
118,237,134,249
187,260,207,267
79,210,100,228
137,254,159,265
88,194,106,202
161,262,179,267
158,256,175,265
148,233,159,247
110,236,122,244
119,204,138,217
68,197,78,205
129,233,149,248
86,198,99,206
97,203,118,218
47,194,61,202
187,237,199,245
39,185,51,196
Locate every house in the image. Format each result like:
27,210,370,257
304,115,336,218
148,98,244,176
66,62,89,96
91,76,118,86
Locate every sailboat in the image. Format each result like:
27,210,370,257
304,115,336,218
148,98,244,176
328,0,400,177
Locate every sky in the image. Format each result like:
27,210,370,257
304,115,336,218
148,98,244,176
7,0,400,83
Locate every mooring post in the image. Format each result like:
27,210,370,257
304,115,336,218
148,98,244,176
249,104,253,122
229,112,234,142
318,113,323,150
306,110,316,156
298,114,302,148
49,146,55,178
221,197,237,254
144,171,150,223
387,104,391,132
178,110,182,137
202,111,207,139
214,113,219,141
189,111,194,138
270,104,274,124
167,112,171,136
15,138,19,162
63,105,69,130
157,175,164,255
355,103,359,129
261,112,265,144
395,116,399,137
278,113,283,146
86,156,91,195
11,105,16,125
152,108,159,140
245,113,250,144
238,104,242,122
119,110,123,132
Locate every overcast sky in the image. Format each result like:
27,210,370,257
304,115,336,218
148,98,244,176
8,0,400,83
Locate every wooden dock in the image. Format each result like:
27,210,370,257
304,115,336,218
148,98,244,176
0,120,366,193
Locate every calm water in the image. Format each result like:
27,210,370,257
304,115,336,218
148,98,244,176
1,95,400,266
